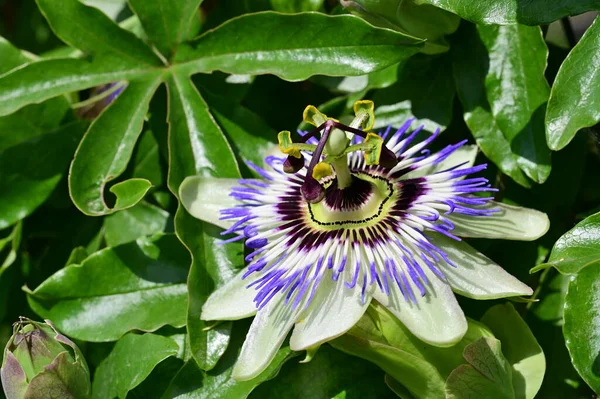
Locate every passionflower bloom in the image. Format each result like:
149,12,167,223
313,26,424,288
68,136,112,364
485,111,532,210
180,101,549,380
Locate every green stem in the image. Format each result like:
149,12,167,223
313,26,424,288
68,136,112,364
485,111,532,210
331,157,352,189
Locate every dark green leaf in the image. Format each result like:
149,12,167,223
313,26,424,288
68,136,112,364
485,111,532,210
476,23,551,183
0,37,30,74
546,15,600,151
0,56,156,117
481,303,545,399
532,212,600,274
452,23,533,187
128,0,202,58
0,96,71,152
251,345,395,398
415,0,600,25
69,74,162,216
36,0,159,65
173,12,423,81
132,130,164,188
445,338,514,399
166,70,241,370
563,263,600,393
200,89,277,168
0,121,86,230
160,322,297,398
373,53,455,132
330,311,446,399
27,234,190,341
269,0,324,13
92,333,179,399
103,201,169,247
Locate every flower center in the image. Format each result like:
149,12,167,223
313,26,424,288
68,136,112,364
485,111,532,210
308,171,394,229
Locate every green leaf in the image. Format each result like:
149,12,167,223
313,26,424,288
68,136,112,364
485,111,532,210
0,96,71,152
414,0,600,25
0,36,30,74
563,263,600,394
69,74,162,216
546,15,600,151
103,201,169,247
36,0,159,66
166,70,241,370
452,22,543,187
373,52,455,132
270,0,324,12
476,23,551,183
173,12,423,81
330,311,447,399
92,333,179,399
128,0,202,58
132,130,164,188
481,303,546,399
0,121,87,230
200,89,277,169
0,56,156,117
251,345,395,398
160,322,298,398
532,212,600,275
445,337,515,399
27,234,190,341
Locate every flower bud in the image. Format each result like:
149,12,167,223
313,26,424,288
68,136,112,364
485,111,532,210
1,318,91,399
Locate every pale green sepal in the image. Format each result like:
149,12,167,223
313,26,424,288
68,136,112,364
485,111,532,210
232,299,302,381
429,233,533,299
200,267,258,321
481,303,545,399
373,266,467,347
289,275,370,351
445,337,515,399
447,202,550,241
179,176,239,230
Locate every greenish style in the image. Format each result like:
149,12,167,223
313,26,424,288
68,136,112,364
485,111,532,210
546,15,600,151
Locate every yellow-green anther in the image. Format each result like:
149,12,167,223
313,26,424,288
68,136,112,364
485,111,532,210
363,132,384,165
303,105,329,127
278,131,316,158
352,100,375,130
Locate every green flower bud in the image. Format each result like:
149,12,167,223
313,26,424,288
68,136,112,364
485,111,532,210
341,0,460,53
1,318,91,399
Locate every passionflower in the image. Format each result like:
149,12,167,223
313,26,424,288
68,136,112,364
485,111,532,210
180,101,549,380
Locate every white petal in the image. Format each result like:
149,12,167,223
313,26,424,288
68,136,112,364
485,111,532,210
179,176,239,230
289,276,371,351
232,299,302,381
373,266,467,347
429,233,533,299
447,201,550,241
403,144,478,180
201,268,258,321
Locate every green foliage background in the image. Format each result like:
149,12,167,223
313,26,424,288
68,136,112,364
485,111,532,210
1,0,600,397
